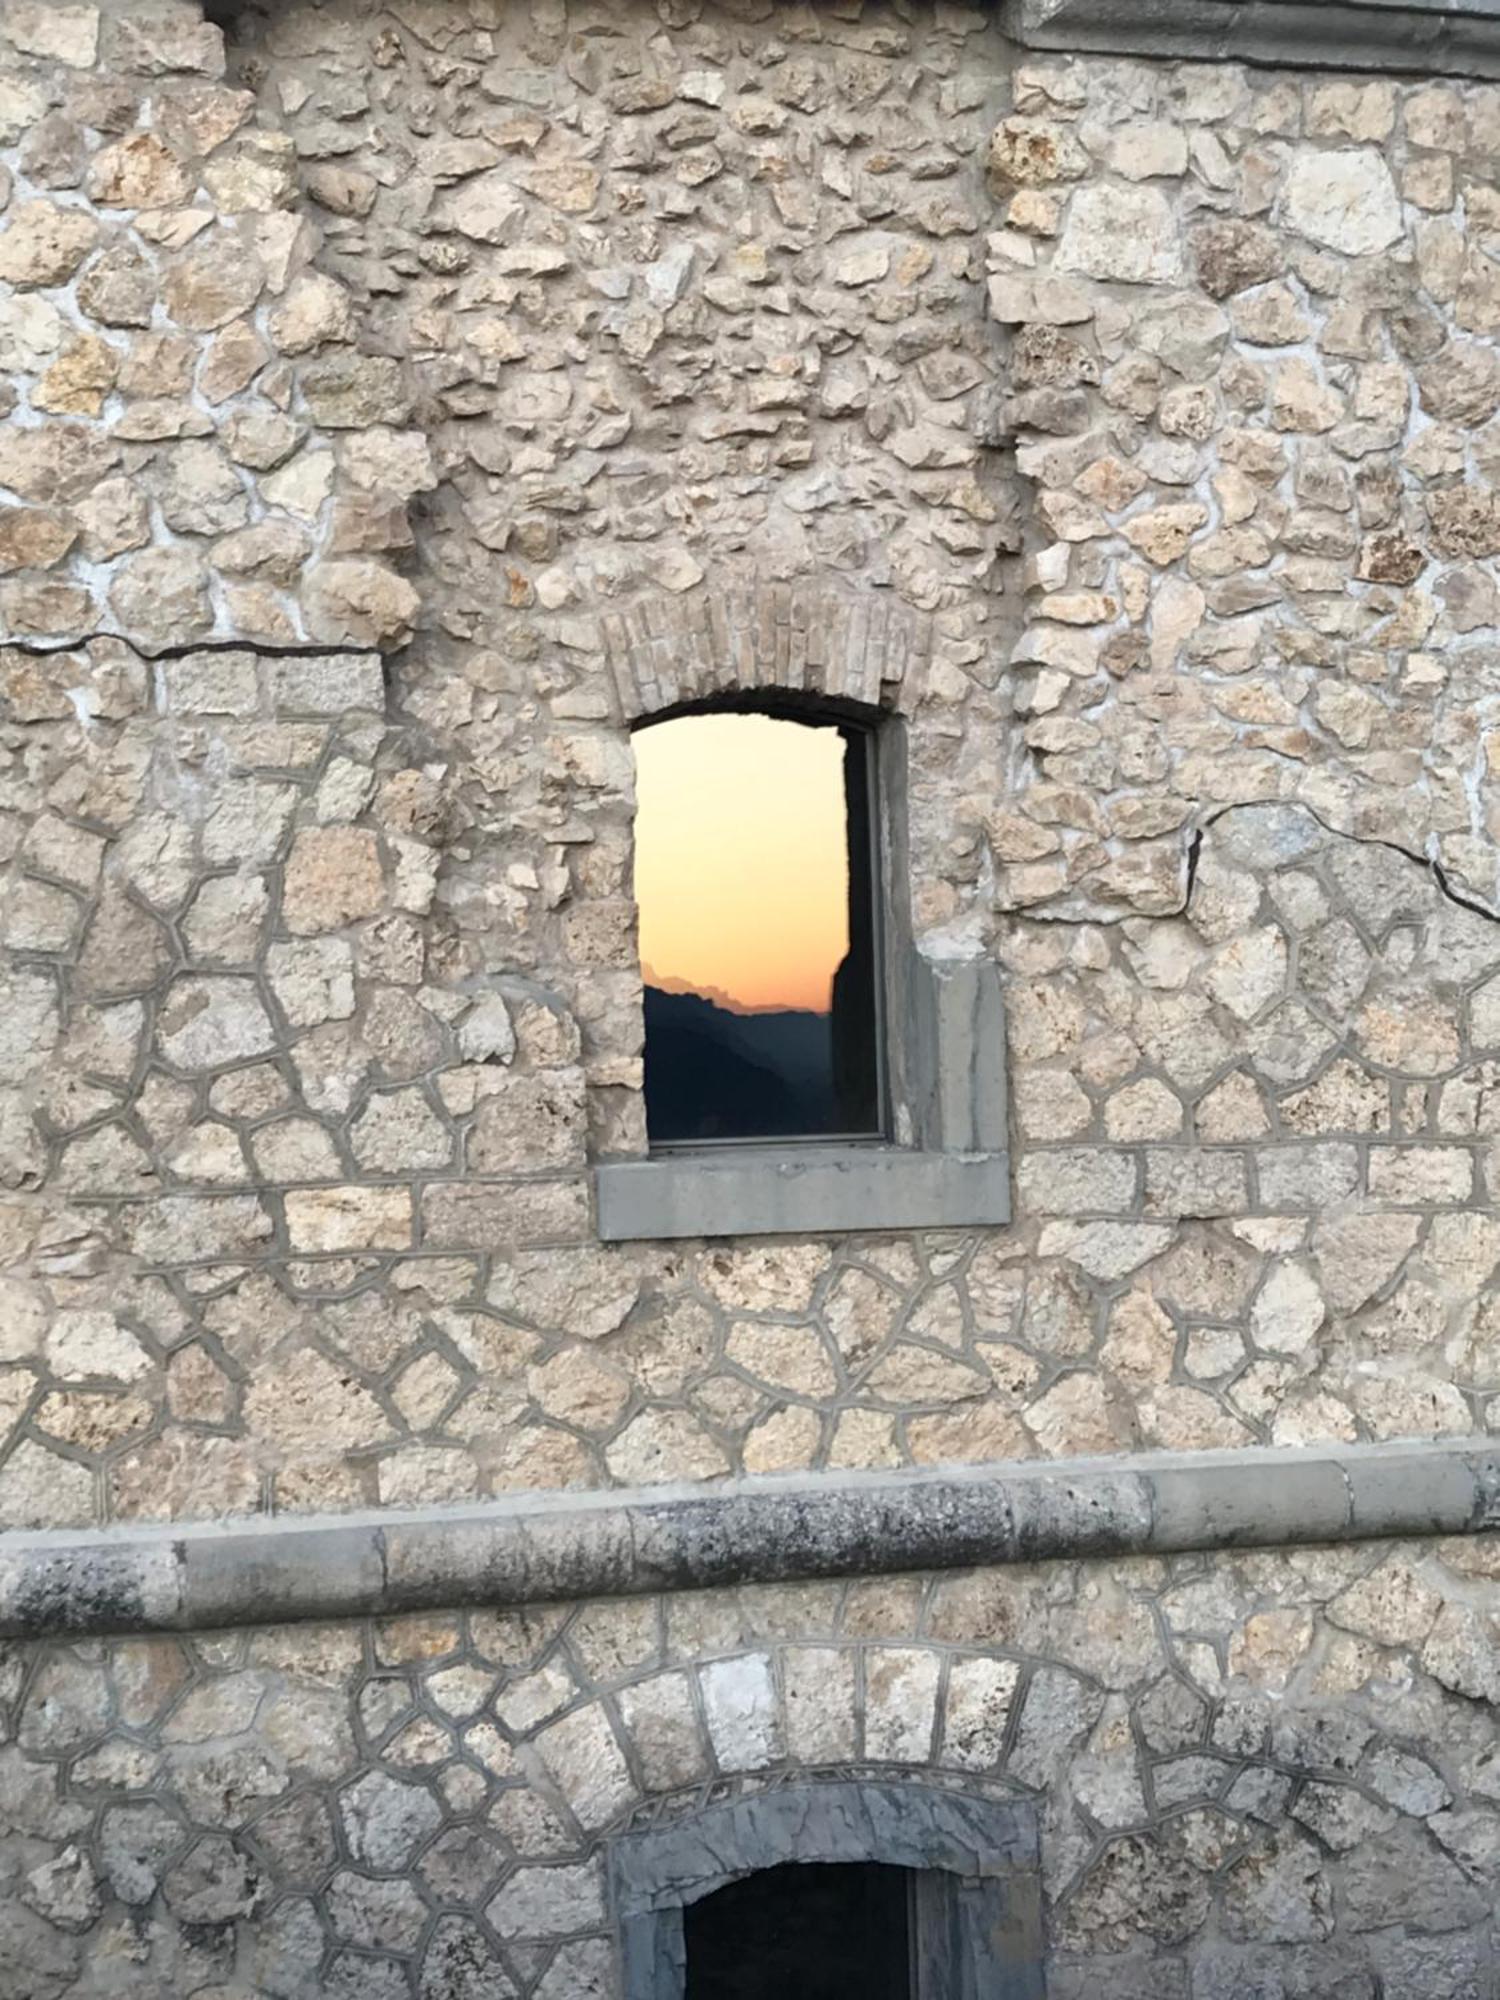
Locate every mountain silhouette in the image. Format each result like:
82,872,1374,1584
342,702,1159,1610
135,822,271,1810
643,984,836,1142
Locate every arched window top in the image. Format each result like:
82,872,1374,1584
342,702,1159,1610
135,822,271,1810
632,704,883,1148
601,582,933,728
630,685,886,733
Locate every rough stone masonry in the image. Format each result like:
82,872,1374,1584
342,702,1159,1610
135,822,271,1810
6,0,1500,1992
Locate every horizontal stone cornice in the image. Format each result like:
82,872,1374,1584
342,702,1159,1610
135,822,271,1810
1000,0,1500,77
3,1438,1498,1640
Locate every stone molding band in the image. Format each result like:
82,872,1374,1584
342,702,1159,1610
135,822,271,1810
3,1438,1498,1641
999,0,1500,78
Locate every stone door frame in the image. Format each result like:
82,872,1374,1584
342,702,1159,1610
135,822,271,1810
609,1778,1045,1999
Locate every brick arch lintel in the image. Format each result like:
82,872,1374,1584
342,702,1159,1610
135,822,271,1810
601,581,933,725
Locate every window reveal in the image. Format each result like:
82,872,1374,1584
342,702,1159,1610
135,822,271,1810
633,709,882,1146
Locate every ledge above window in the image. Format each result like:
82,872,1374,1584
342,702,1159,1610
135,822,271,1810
595,953,1010,1242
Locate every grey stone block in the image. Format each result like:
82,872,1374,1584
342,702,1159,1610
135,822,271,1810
998,0,1500,81
596,1144,1010,1242
2,1440,1499,1640
1344,1442,1482,1537
0,1535,180,1636
178,1519,386,1629
1150,1453,1350,1551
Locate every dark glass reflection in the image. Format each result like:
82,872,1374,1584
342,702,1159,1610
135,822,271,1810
685,1862,912,2000
634,711,881,1145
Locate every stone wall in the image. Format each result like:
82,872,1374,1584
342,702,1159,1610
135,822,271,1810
2,0,1500,1528
6,0,1500,1989
6,1540,1500,1997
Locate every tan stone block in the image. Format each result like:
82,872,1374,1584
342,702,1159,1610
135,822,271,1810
75,478,149,561
0,576,93,637
699,1242,829,1314
466,1071,586,1174
1367,1145,1474,1204
284,1186,410,1254
988,118,1089,189
202,132,298,214
1123,502,1208,566
1023,1371,1119,1455
1307,80,1397,143
163,233,265,331
199,321,268,403
604,1407,728,1484
0,507,78,573
282,826,384,935
741,1405,820,1474
420,1178,590,1250
1228,1608,1314,1691
526,1348,630,1432
724,1321,836,1399
1,2,100,67
87,133,193,209
303,557,419,648
29,333,116,416
1355,994,1461,1075
1330,1558,1442,1649
1099,1289,1176,1391
0,201,100,287
1140,1384,1253,1450
108,547,212,651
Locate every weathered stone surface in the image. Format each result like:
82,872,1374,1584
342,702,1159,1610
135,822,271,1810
0,21,1496,1992
86,130,192,207
162,234,264,330
1056,185,1182,284
1281,148,1403,256
0,201,99,285
108,547,212,650
303,557,420,646
282,827,384,935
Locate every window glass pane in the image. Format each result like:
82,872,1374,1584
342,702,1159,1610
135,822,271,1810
634,710,881,1144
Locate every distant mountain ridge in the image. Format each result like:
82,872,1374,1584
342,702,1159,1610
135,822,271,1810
643,984,835,1142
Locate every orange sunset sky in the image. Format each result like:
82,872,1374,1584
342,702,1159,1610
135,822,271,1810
633,712,849,1015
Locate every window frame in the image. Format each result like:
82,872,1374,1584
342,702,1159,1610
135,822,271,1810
595,697,1010,1242
610,1780,1044,2000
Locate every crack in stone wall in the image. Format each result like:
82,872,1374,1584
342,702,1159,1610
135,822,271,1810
4,1,1500,1991
0,0,1499,1544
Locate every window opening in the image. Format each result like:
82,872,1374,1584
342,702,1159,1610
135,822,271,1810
633,708,883,1146
684,1861,912,2000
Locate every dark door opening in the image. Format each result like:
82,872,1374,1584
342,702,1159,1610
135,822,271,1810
684,1860,912,2000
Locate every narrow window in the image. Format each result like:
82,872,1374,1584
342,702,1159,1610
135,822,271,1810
633,708,882,1146
684,1862,912,2000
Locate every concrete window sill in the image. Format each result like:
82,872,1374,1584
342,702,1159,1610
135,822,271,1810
595,1142,1011,1242
597,951,1011,1242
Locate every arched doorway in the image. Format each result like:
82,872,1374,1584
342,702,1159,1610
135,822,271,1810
611,1780,1044,2000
